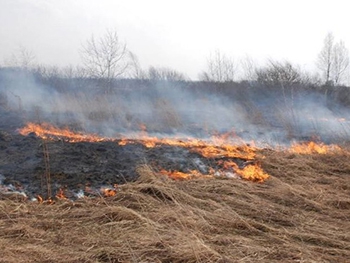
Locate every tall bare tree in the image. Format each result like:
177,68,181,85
317,32,334,84
317,32,350,85
199,50,237,82
81,29,131,87
332,41,349,85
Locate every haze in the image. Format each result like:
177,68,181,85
1,0,350,79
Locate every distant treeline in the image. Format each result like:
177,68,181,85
1,66,349,109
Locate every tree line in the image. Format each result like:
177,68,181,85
1,30,349,88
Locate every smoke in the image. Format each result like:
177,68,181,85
286,96,350,142
0,70,58,113
1,68,349,145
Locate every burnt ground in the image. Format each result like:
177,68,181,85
0,132,145,197
0,104,256,199
0,126,248,199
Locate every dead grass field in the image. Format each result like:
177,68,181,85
0,149,349,263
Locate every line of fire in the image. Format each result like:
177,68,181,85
0,121,340,203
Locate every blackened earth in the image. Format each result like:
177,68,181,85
0,129,249,199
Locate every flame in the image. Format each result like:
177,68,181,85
119,137,256,160
101,187,117,197
18,122,109,142
218,160,269,182
37,195,43,203
159,161,269,182
235,163,269,182
19,123,256,160
56,188,67,199
19,122,269,183
159,169,212,180
36,195,54,204
289,141,341,154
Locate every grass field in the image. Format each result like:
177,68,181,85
0,148,349,263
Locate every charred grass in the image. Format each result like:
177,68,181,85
1,150,350,262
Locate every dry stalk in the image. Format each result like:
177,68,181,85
42,139,51,199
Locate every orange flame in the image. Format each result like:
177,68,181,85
19,123,256,160
159,169,212,180
37,195,55,204
218,160,269,182
159,161,269,182
119,137,256,160
55,188,67,199
101,188,117,197
289,141,341,154
235,163,269,182
37,195,43,203
18,122,109,142
19,122,269,183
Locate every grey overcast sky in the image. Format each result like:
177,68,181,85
1,0,350,79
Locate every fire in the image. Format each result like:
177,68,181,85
289,141,341,154
19,122,256,160
159,169,212,180
56,188,67,199
36,195,54,204
37,195,43,203
235,163,269,182
101,187,117,197
119,137,256,160
18,122,109,142
159,161,269,182
19,122,269,183
218,160,269,182
159,169,192,180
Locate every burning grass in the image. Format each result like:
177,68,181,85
289,141,342,154
17,122,267,183
1,150,350,263
18,122,110,142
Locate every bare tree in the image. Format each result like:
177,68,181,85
81,29,131,88
147,66,188,81
32,64,61,79
317,32,350,86
128,52,147,79
5,46,36,69
332,41,349,85
199,50,237,82
240,55,258,81
317,32,334,84
256,60,302,86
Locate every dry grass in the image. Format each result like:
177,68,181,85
1,150,350,263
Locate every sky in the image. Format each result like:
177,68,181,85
1,0,350,79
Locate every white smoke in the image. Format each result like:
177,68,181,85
1,69,349,145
